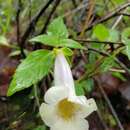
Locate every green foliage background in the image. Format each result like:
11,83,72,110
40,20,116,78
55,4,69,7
0,0,130,130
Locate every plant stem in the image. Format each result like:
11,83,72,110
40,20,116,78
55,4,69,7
34,84,40,107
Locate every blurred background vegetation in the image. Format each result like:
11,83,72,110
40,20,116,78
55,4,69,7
1,0,130,130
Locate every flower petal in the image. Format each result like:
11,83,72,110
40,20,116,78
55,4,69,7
39,103,56,126
50,118,89,130
44,86,68,104
54,52,75,97
77,98,97,118
68,95,87,105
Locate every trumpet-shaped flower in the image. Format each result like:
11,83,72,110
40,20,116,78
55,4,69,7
39,52,97,130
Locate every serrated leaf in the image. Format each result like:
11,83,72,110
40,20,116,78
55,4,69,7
30,34,60,47
47,17,68,38
7,50,54,96
30,35,84,49
93,24,109,41
29,17,84,49
60,39,84,49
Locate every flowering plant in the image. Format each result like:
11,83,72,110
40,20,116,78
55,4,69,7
7,17,97,130
40,51,97,130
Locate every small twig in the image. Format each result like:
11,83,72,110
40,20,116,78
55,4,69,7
40,0,61,34
76,39,124,45
96,110,109,130
95,78,125,130
118,12,130,17
112,14,123,29
80,0,95,37
88,47,108,56
112,8,128,29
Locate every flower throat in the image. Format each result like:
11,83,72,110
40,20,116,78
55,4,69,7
57,98,80,120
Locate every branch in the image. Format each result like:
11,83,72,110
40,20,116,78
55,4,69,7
95,78,125,130
79,0,95,37
16,0,25,57
20,0,53,55
32,0,61,50
88,47,130,75
82,2,130,31
118,12,130,17
76,39,124,45
40,0,61,34
16,0,22,44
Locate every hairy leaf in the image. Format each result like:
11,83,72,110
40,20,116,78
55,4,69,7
7,50,54,96
47,17,68,38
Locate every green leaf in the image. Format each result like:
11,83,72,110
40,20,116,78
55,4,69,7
29,17,83,49
30,35,84,49
121,28,130,59
60,39,84,49
7,50,54,96
112,0,125,5
75,83,85,96
75,78,94,95
88,53,97,63
91,42,103,49
30,34,60,47
112,72,126,81
9,50,21,57
0,35,10,46
100,55,115,72
47,17,68,38
125,40,130,60
108,29,119,42
108,114,117,127
93,24,109,41
61,47,73,56
122,27,130,42
84,78,94,92
32,125,46,130
86,63,95,74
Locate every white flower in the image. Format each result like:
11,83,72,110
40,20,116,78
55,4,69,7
39,52,97,130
